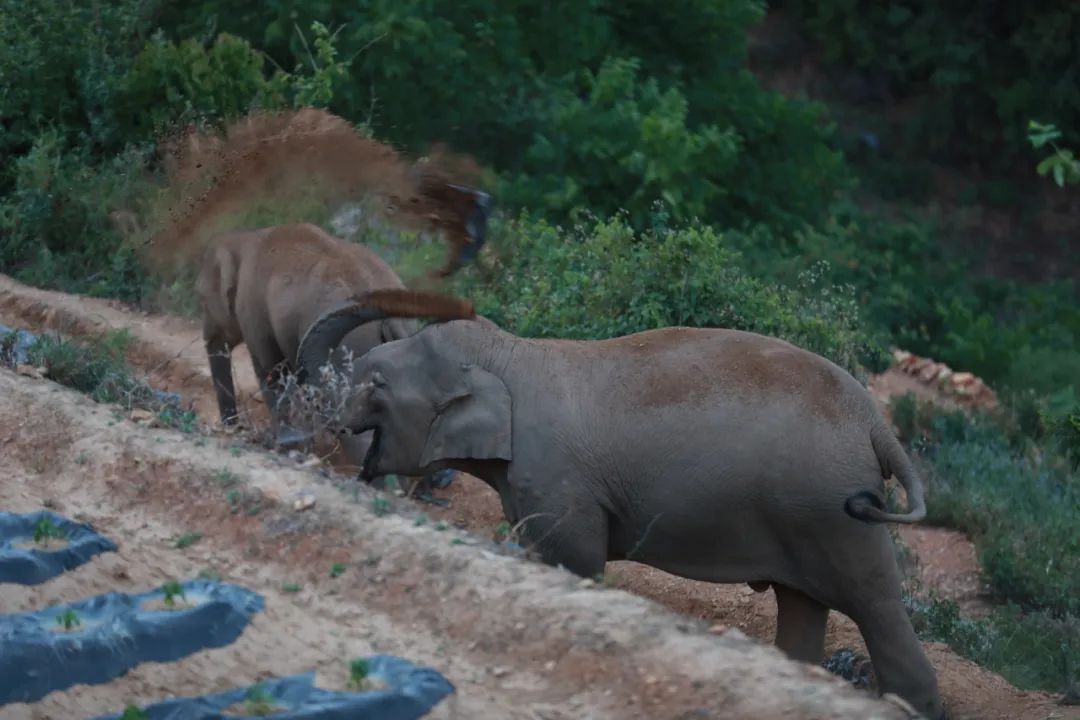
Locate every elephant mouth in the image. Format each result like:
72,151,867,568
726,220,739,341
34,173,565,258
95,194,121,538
359,426,382,481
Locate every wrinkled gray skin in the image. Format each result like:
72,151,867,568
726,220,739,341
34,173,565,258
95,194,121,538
299,311,943,719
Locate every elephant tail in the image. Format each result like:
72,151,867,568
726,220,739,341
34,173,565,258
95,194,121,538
845,423,927,524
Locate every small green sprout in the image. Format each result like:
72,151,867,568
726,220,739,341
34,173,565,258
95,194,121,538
214,468,239,487
493,521,511,542
33,516,65,547
450,538,465,546
74,452,89,465
162,579,186,608
55,609,81,630
329,563,346,578
173,531,203,549
242,683,280,716
372,496,392,517
413,514,428,527
119,704,149,720
348,658,371,689
282,582,301,593
434,521,448,532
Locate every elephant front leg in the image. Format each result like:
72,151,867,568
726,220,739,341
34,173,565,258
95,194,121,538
513,495,610,580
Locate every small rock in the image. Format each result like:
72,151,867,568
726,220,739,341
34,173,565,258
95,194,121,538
578,578,596,589
298,455,322,469
491,666,509,678
707,623,728,634
644,675,658,685
293,494,316,511
543,660,556,672
129,408,155,424
15,364,45,379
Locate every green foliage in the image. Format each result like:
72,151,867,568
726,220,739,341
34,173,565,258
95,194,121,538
0,13,350,304
733,203,1080,394
55,609,81,631
119,705,149,720
173,532,203,549
897,400,1080,618
329,562,346,578
161,580,186,608
783,2,1080,170
32,517,65,547
503,57,741,227
909,595,1079,694
241,683,280,716
455,211,884,378
116,32,284,141
372,496,393,517
1027,121,1080,188
0,136,155,303
27,330,142,403
348,658,370,689
151,0,849,231
1045,403,1080,472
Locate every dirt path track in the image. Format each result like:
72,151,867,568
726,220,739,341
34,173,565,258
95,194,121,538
1,274,1074,720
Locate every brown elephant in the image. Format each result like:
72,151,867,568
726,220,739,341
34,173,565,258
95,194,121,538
195,224,468,489
294,290,944,719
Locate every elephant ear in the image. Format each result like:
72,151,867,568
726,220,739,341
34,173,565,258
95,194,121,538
420,363,512,466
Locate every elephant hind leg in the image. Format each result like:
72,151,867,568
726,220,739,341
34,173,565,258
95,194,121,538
849,595,943,719
773,584,829,665
834,531,944,719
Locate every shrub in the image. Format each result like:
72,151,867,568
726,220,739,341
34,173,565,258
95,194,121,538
899,400,1080,618
453,210,884,378
152,0,850,232
781,2,1080,171
909,595,1079,694
0,134,156,303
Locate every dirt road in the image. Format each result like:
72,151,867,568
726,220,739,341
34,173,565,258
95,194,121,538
1,274,1073,720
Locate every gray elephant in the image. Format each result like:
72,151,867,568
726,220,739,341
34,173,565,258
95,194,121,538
297,290,943,719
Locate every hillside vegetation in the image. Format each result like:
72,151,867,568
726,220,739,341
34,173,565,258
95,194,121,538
1,0,1077,696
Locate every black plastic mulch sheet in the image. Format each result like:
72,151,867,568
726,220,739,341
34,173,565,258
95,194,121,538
92,655,456,719
0,510,117,586
0,579,264,705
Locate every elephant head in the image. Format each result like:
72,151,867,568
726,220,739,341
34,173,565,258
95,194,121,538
297,297,511,479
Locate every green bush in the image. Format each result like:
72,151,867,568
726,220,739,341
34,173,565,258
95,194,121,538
0,134,156,303
902,403,1080,618
909,595,1079,694
0,0,150,184
780,1,1080,171
151,0,850,232
453,211,884,378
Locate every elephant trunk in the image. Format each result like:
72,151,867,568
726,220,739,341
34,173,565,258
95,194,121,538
297,289,475,383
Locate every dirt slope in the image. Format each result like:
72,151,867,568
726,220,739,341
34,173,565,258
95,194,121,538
1,274,1074,720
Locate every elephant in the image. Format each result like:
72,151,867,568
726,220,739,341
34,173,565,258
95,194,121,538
294,290,944,719
195,224,467,490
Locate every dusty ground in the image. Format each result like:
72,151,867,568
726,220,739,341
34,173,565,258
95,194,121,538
0,274,1075,720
